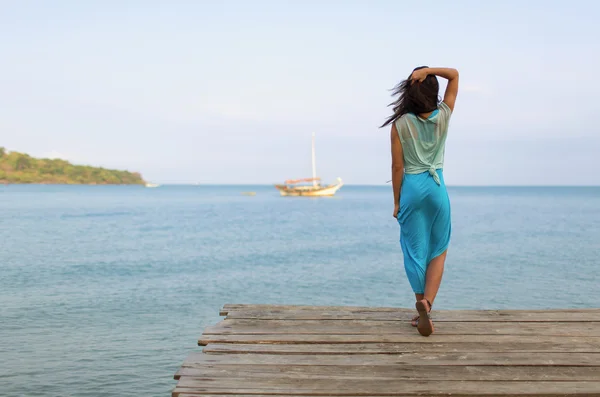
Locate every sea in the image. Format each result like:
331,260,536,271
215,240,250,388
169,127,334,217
1,185,599,396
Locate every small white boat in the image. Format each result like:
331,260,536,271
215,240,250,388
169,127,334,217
145,183,160,188
274,133,343,197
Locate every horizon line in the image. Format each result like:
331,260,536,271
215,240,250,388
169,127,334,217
147,183,600,188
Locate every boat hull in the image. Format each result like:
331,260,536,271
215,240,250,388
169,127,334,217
274,181,343,197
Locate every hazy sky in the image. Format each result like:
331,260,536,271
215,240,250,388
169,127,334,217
1,0,598,185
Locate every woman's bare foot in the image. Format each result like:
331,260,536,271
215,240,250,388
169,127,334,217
415,299,434,336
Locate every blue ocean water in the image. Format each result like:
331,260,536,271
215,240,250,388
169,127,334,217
1,185,599,396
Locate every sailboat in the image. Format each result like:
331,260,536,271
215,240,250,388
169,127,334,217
274,133,343,197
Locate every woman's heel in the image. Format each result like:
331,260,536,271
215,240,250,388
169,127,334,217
415,299,434,336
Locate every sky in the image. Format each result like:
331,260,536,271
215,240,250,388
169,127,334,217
1,0,599,185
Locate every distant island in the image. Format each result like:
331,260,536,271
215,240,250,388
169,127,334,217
0,147,145,185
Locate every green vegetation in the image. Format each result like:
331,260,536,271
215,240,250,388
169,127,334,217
0,147,145,185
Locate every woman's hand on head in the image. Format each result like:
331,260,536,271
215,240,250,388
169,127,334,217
411,68,429,84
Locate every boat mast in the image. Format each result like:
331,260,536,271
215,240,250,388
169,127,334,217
311,132,317,187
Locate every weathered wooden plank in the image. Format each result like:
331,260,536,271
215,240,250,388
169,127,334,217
173,378,600,396
221,303,600,312
220,304,600,316
172,389,404,397
176,394,427,397
224,309,600,322
199,333,600,346
203,319,600,336
182,351,600,366
176,395,408,397
220,304,403,315
201,340,600,354
175,364,600,381
173,389,418,397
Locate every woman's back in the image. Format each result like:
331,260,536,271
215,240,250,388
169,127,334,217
394,102,452,184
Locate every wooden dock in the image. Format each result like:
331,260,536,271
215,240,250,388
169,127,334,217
173,304,600,396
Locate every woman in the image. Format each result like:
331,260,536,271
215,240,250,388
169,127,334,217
382,66,459,336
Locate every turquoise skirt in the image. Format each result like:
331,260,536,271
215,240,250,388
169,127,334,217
396,169,451,294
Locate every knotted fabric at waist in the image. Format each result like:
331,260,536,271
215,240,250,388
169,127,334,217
405,164,443,185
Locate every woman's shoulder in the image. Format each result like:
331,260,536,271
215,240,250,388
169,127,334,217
397,113,417,124
436,102,452,132
439,102,452,115
394,114,415,132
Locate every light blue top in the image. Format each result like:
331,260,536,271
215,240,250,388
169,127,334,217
394,102,452,185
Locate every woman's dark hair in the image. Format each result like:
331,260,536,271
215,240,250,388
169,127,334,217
380,66,440,128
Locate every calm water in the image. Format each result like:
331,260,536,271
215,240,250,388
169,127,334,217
1,185,599,396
